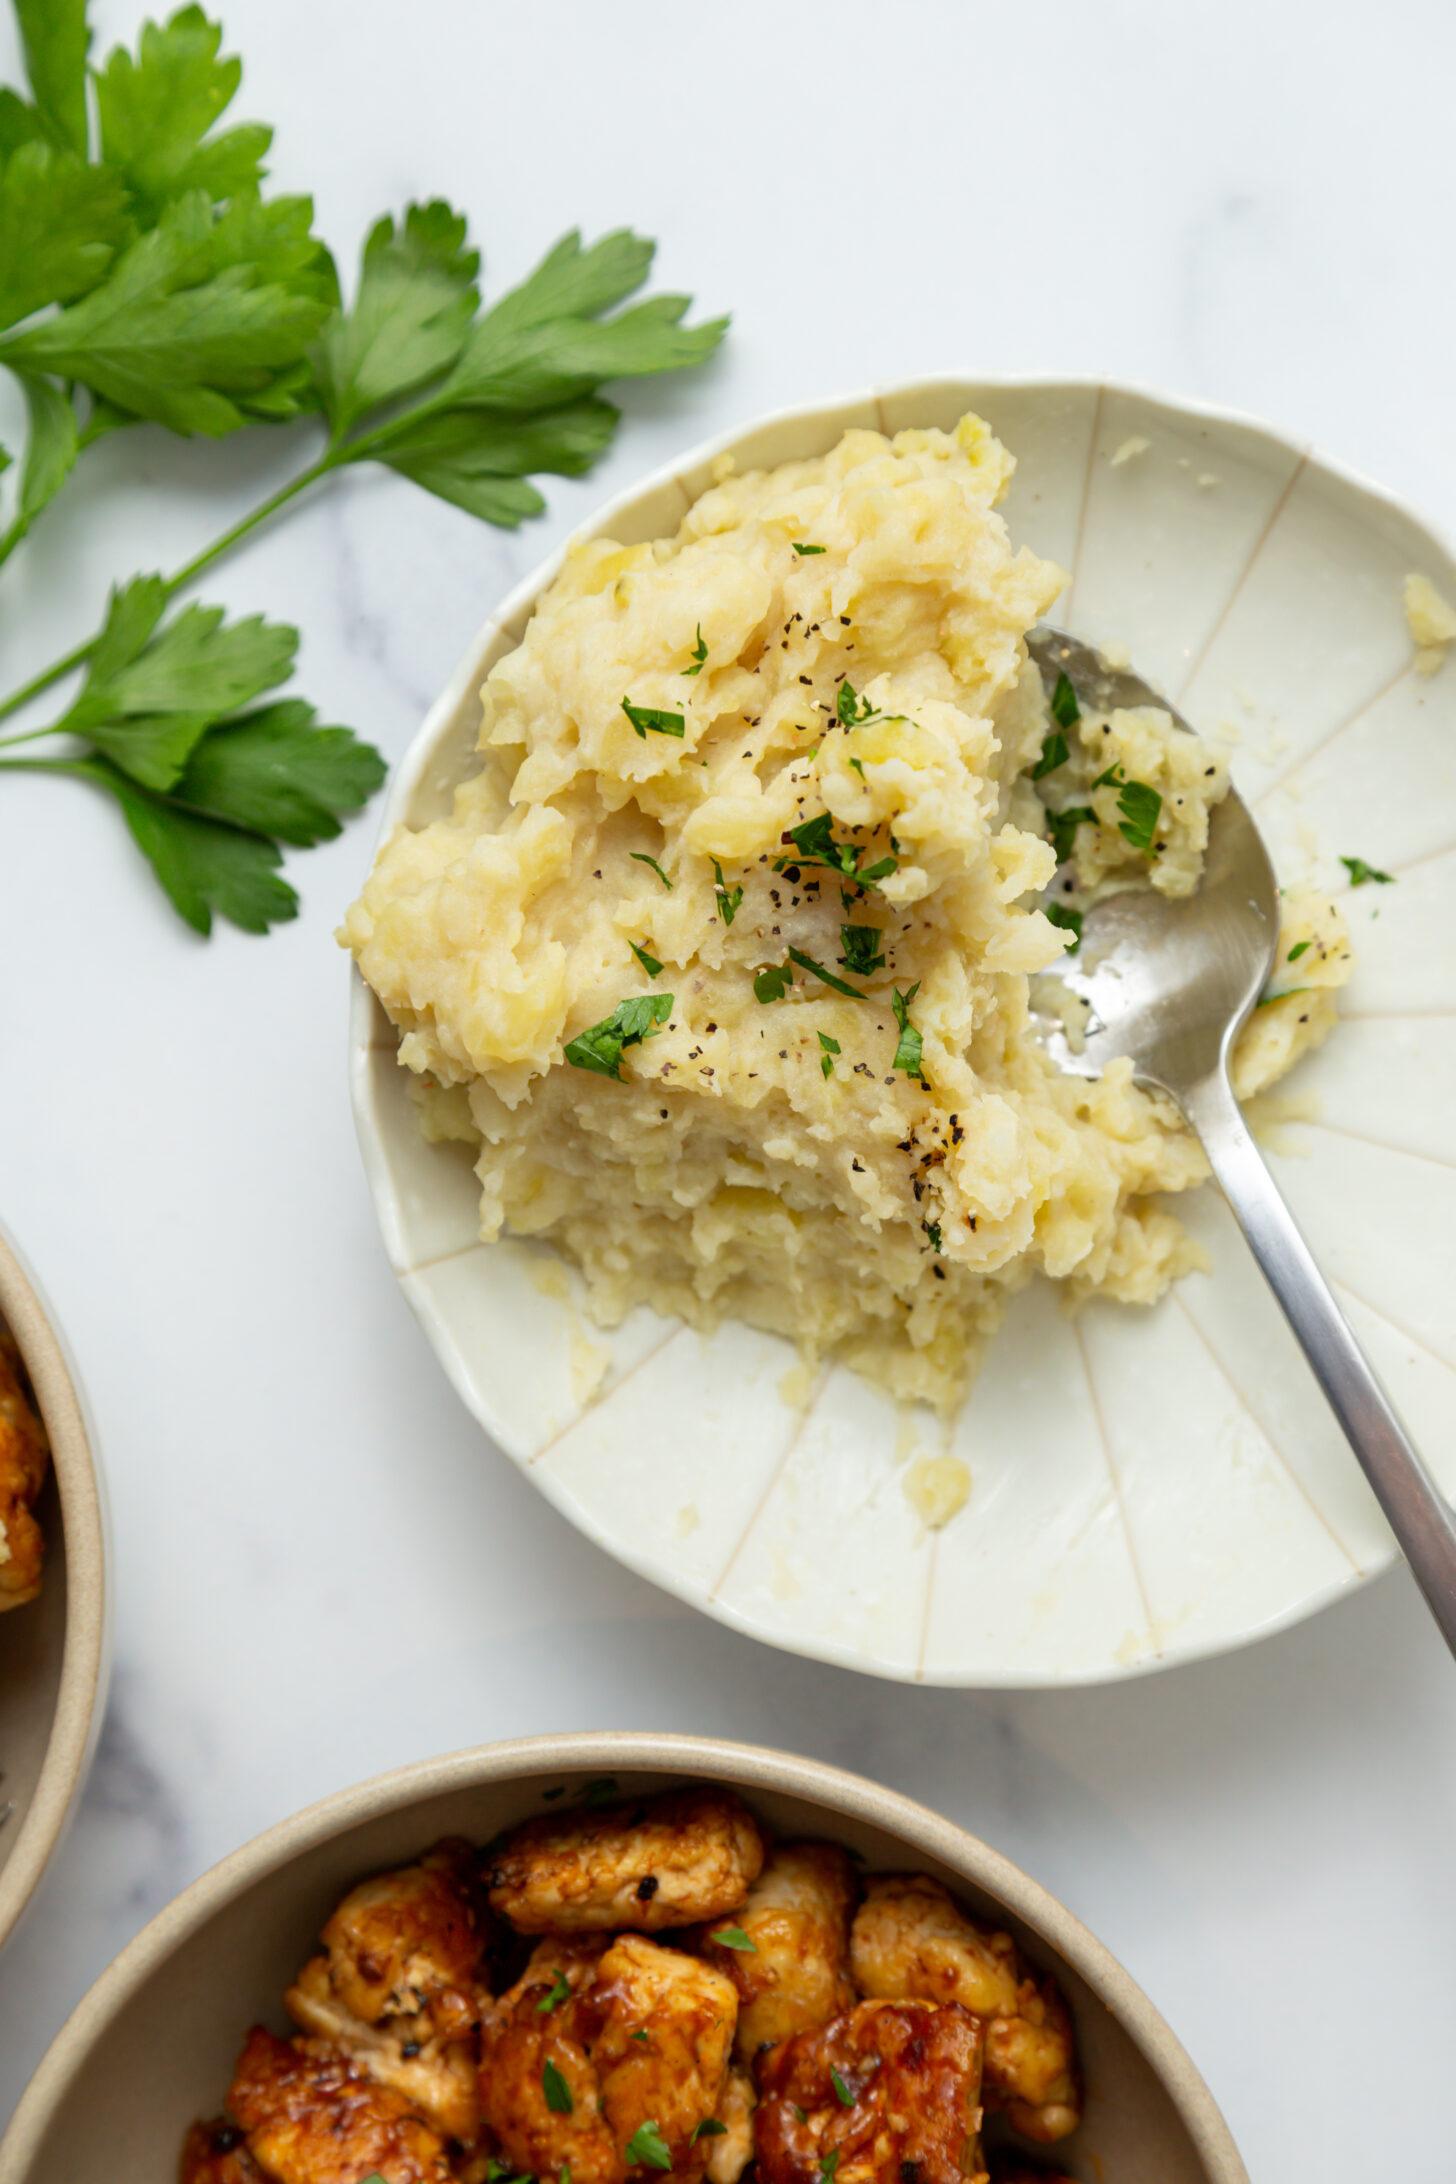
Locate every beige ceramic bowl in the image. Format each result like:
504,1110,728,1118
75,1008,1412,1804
0,1732,1244,2183
0,1225,109,1955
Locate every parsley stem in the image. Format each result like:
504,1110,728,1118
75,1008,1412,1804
0,450,341,730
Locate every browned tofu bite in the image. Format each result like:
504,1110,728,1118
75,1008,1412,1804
850,1875,1080,2143
754,2000,987,2184
702,2063,756,2184
283,1838,491,2143
477,1929,738,2184
224,2026,456,2184
695,1841,857,2061
487,1785,764,1934
0,1326,47,1611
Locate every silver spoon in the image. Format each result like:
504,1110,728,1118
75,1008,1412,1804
1027,626,1456,1658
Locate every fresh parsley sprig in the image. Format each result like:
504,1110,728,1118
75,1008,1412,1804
0,0,728,932
564,993,673,1079
776,810,896,890
891,983,925,1080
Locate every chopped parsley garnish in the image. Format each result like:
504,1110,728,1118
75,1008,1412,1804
818,1031,841,1079
710,1925,758,1951
1115,778,1162,851
625,2123,673,2171
629,940,663,978
925,1221,943,1253
1045,901,1082,949
792,541,826,556
536,1968,571,2013
683,625,708,676
1031,728,1068,781
1340,855,1394,887
1049,671,1081,730
840,922,885,975
1255,985,1313,1010
891,983,924,1079
622,697,686,739
819,2153,841,2184
1047,805,1095,863
788,946,865,1000
630,850,673,889
542,2060,573,2114
776,810,896,889
1093,762,1125,789
485,2163,523,2184
830,2069,854,2107
712,858,743,925
1286,939,1312,962
631,2030,650,2044
848,755,866,780
564,995,672,1079
836,680,883,727
754,963,794,1004
692,2120,728,2143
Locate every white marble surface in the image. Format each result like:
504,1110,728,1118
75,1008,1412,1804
0,0,1454,2175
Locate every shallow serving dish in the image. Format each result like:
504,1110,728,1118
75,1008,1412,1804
0,1731,1245,2183
350,375,1456,1687
0,1223,110,1952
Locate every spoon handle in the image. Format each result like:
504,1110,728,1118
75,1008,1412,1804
1182,1066,1456,1659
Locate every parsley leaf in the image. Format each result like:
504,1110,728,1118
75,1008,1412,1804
1049,670,1080,730
621,697,685,739
312,200,479,436
683,624,708,675
352,395,616,524
630,850,672,889
754,963,793,1004
788,946,865,1000
536,1968,571,2014
94,6,272,223
925,1221,943,1253
776,810,896,890
0,190,333,434
629,939,663,978
13,372,79,536
818,1031,840,1079
1031,728,1067,781
819,2153,841,2184
839,922,884,975
691,2121,728,2143
709,1925,757,1951
830,2069,854,2107
625,2122,672,2172
1340,855,1394,887
1044,901,1082,949
1255,984,1312,1010
1115,778,1162,851
1092,762,1125,789
69,754,297,934
792,541,825,555
0,141,128,334
542,2060,574,2115
174,700,386,845
712,859,742,925
891,983,924,1079
564,993,672,1079
1047,805,1095,863
1286,939,1312,962
836,680,881,727
13,0,90,157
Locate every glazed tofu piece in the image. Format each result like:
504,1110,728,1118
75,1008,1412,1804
850,1875,1080,2142
487,1786,764,1934
225,2027,455,2184
702,2064,755,2184
696,1842,857,2060
754,2000,987,2184
180,2120,268,2184
0,1328,47,1610
284,1838,491,2143
477,1931,737,2184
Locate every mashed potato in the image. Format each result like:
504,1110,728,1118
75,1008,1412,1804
343,417,1349,1412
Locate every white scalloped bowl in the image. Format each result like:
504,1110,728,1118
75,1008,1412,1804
349,377,1456,1688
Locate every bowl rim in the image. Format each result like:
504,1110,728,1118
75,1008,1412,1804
348,372,1453,1689
0,1729,1247,2184
0,1224,111,1957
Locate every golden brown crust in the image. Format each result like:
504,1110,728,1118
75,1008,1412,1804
703,2064,755,2184
695,1841,858,2061
475,1938,624,2184
284,1957,481,2144
318,1838,492,2038
180,2119,268,2184
487,1787,764,1935
754,1999,987,2184
849,1874,1079,2141
591,1932,738,2176
225,2027,456,2184
0,1327,48,1610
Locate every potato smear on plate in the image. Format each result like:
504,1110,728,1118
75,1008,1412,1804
343,416,1348,1411
181,1781,1085,2183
